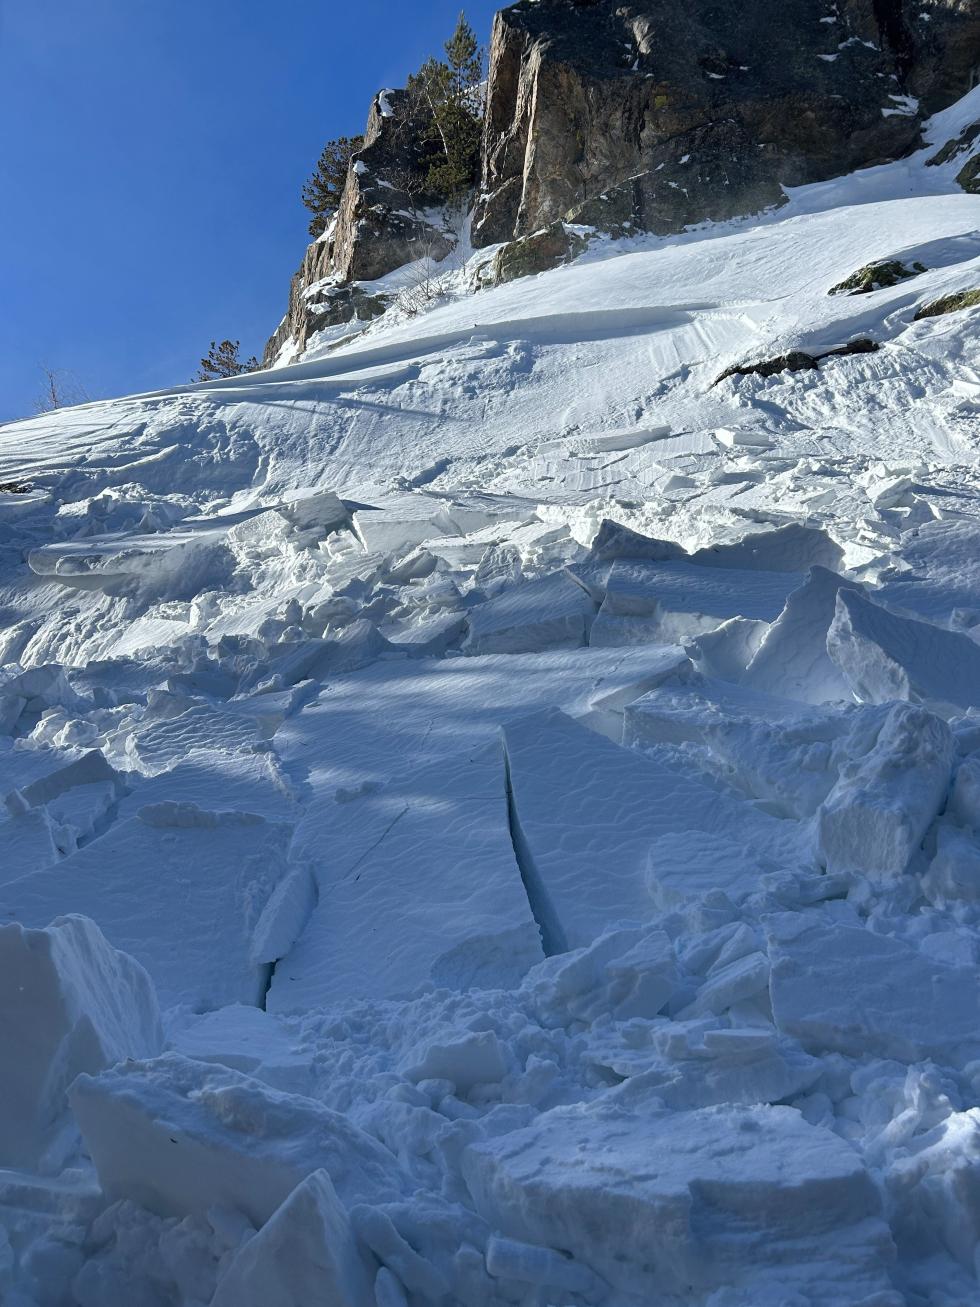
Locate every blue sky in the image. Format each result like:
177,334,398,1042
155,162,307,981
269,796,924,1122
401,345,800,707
0,0,501,423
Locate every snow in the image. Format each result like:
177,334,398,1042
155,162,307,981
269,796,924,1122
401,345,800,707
2,85,980,1306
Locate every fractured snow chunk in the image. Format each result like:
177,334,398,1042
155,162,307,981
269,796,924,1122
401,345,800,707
816,702,953,877
463,572,595,655
688,522,843,573
69,1053,404,1224
403,1031,507,1094
767,913,980,1065
584,518,685,563
743,566,854,703
828,586,980,713
485,1235,605,1295
523,925,678,1027
1,807,291,1009
268,740,543,1011
463,1100,894,1301
0,808,61,886
0,915,162,1169
126,705,260,776
502,708,806,951
585,1026,821,1107
922,824,980,904
211,1169,374,1307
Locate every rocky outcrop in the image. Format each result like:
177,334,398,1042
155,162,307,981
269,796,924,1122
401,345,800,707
263,90,454,365
492,222,589,282
473,0,980,247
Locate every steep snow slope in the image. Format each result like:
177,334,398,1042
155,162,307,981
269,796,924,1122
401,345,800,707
2,91,980,1307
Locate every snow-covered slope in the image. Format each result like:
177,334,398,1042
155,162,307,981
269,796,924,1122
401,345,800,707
2,90,980,1307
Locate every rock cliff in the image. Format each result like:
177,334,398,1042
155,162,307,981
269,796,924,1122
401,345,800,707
266,0,980,361
473,0,980,246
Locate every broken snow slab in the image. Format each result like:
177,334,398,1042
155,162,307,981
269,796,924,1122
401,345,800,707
69,1052,405,1225
828,585,980,713
116,749,296,825
352,493,502,556
0,806,291,1009
742,566,856,703
279,645,689,828
501,708,805,949
463,1100,895,1303
462,570,596,654
124,703,262,776
767,913,980,1066
210,1168,375,1307
0,915,162,1169
590,557,801,646
816,702,953,877
267,740,543,1012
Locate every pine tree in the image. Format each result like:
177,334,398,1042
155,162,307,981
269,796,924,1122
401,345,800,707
194,340,259,382
301,135,363,237
406,12,485,204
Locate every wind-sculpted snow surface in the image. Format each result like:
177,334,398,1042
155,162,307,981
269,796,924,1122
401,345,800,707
4,90,980,1307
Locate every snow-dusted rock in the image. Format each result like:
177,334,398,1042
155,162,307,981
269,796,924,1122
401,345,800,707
816,702,954,878
0,915,162,1169
828,586,980,713
69,1053,405,1224
767,913,980,1065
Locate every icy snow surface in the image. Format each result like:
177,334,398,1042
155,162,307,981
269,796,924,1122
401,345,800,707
3,91,980,1306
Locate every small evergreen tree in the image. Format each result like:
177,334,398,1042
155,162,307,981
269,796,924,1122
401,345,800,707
406,12,485,203
194,340,259,382
301,135,363,237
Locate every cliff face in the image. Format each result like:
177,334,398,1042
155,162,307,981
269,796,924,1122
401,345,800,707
472,0,980,246
263,90,453,365
267,0,980,361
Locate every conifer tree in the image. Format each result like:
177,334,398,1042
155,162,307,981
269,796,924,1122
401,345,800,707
194,340,259,382
301,135,363,237
406,12,485,203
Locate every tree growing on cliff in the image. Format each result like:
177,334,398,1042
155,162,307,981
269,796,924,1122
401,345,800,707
406,12,485,204
194,340,259,382
301,135,363,238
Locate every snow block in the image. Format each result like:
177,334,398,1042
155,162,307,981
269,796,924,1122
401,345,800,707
211,1169,375,1307
742,566,854,703
463,572,595,655
816,702,953,877
68,1053,405,1225
1,807,291,1009
463,1101,894,1301
688,522,843,573
585,518,685,563
501,708,805,950
922,825,980,903
828,586,980,713
0,915,162,1169
267,740,543,1011
767,914,980,1065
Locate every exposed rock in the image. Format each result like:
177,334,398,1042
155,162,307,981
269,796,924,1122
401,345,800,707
493,222,589,283
715,338,879,385
956,154,980,193
926,118,980,167
829,260,926,295
264,90,454,365
473,0,980,248
914,288,980,319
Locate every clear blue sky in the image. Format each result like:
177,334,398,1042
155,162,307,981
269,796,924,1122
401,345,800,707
0,0,502,423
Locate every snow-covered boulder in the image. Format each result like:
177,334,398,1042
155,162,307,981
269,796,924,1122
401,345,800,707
0,915,162,1169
